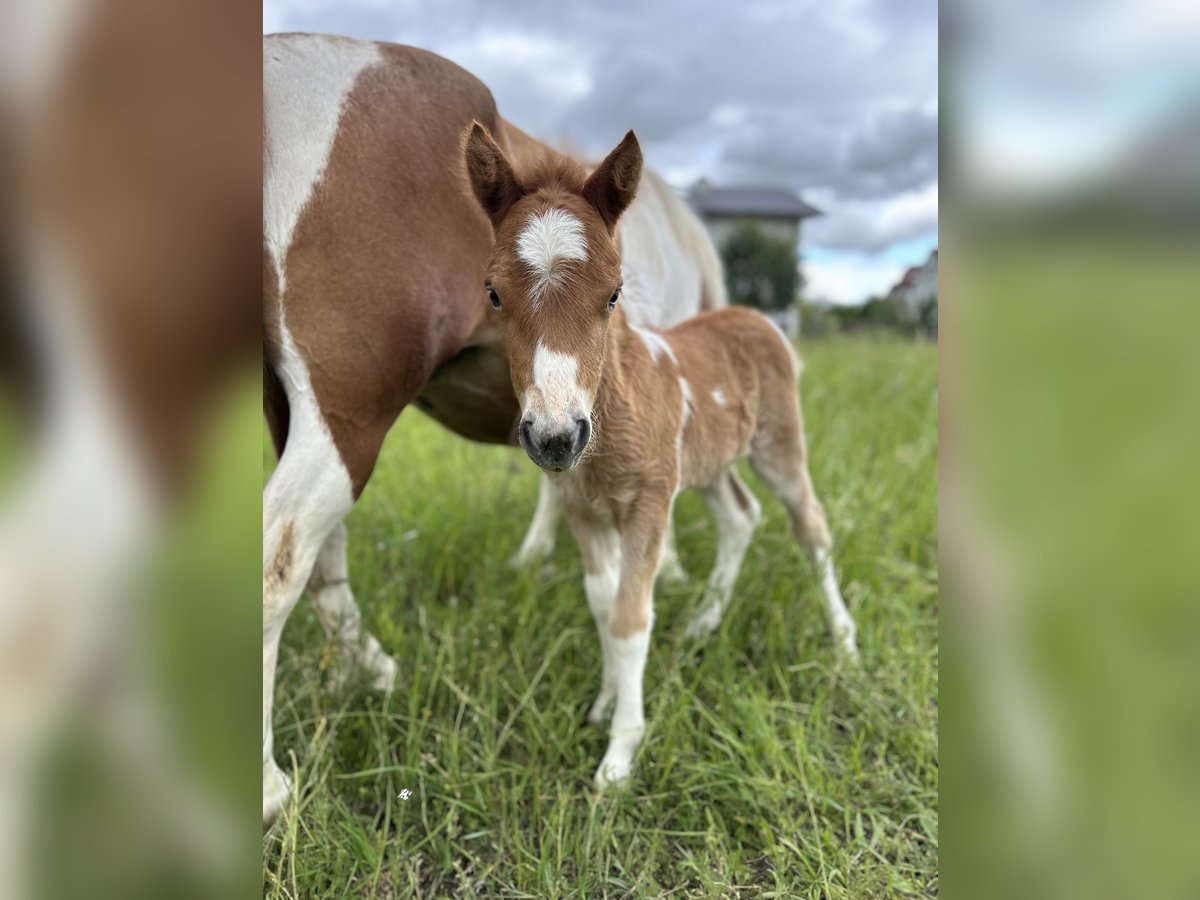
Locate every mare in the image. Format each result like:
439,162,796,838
263,33,727,826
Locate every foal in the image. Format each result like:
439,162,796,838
463,123,858,787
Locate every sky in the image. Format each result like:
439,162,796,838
953,0,1200,194
263,0,939,305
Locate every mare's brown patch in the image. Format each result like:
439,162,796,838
268,521,295,591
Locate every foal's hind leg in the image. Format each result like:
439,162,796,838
684,468,762,639
656,519,688,585
513,474,563,567
307,521,398,691
750,409,858,658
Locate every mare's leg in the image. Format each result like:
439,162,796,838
262,397,355,829
307,521,398,691
684,467,763,639
749,398,858,658
563,509,623,725
513,474,563,567
593,491,672,788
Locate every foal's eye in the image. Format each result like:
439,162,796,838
608,288,621,311
487,286,501,309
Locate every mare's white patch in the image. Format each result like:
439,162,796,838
264,34,382,296
618,169,725,327
712,387,727,407
678,378,693,424
631,324,677,365
517,208,588,299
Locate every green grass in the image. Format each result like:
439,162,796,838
263,335,938,898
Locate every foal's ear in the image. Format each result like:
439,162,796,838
463,121,524,227
582,130,643,230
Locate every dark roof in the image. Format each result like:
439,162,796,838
687,181,822,219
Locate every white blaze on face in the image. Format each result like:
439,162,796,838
517,208,588,302
524,341,590,433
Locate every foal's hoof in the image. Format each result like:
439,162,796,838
657,558,688,585
593,759,632,790
837,628,860,663
326,650,399,695
263,764,292,833
683,607,722,640
369,652,400,692
586,691,615,725
511,542,552,570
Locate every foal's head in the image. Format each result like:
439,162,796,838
464,122,643,471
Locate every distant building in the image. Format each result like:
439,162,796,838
687,180,822,337
888,249,939,331
687,180,822,250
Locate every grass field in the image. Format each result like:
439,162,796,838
263,335,938,898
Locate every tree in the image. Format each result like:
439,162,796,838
719,223,799,312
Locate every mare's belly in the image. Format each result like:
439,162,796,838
415,341,520,445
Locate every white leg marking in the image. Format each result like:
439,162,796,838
594,624,652,788
685,471,762,639
816,548,858,659
581,529,622,724
263,34,382,295
513,475,564,567
308,522,398,691
263,324,357,828
0,233,158,895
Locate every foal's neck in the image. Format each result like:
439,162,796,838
594,304,668,421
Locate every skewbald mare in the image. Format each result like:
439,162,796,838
263,34,728,827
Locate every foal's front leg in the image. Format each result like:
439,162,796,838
593,496,671,789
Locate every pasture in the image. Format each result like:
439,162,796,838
263,335,938,898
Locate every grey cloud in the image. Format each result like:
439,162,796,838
265,0,938,254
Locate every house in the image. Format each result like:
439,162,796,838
888,249,939,331
687,180,822,336
687,180,822,251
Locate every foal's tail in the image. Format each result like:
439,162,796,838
641,169,729,312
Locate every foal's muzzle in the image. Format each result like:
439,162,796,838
519,416,591,471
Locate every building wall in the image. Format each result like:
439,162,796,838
894,253,939,322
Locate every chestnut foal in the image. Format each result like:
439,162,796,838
463,123,858,787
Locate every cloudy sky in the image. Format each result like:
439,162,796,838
264,0,939,304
